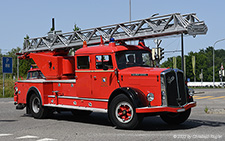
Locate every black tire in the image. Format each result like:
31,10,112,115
160,108,191,125
71,110,92,116
29,93,48,119
109,94,143,129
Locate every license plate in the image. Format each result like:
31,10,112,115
177,108,185,112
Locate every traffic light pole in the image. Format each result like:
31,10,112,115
3,73,5,97
181,33,184,72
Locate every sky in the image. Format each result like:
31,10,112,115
0,0,225,62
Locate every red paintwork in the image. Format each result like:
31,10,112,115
28,52,75,79
136,102,196,113
14,42,195,115
119,67,167,106
75,44,150,55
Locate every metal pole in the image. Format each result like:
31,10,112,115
213,38,225,88
3,73,5,97
213,45,215,88
129,0,131,45
201,69,203,83
181,33,184,71
221,63,224,88
52,18,55,31
17,57,19,80
129,0,131,23
184,56,186,80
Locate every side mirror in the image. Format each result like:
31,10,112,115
114,68,118,77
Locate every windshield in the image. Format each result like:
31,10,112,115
27,71,46,79
116,50,152,69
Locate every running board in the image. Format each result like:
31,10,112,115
44,104,107,113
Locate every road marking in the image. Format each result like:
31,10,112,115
0,134,13,137
209,96,225,99
194,96,213,99
37,138,57,141
16,135,39,139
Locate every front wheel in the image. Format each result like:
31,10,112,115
109,94,143,129
160,108,191,125
29,94,48,119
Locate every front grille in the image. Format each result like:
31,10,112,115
162,69,187,107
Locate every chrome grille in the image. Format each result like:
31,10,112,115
161,69,187,107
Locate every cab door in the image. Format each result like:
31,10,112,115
92,54,116,99
75,56,92,98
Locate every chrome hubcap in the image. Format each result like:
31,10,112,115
32,97,40,113
115,102,133,123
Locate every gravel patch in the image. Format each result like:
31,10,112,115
206,108,225,114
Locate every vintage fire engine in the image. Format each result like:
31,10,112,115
14,13,207,129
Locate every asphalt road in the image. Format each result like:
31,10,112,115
0,89,225,141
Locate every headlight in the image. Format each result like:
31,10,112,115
188,88,194,96
161,74,167,106
147,93,154,102
15,87,18,92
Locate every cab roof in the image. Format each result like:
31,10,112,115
28,68,40,72
75,43,151,55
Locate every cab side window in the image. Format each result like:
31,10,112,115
77,56,90,69
96,55,113,69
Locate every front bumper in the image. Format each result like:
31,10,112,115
136,101,196,113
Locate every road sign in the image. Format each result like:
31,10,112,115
2,57,13,73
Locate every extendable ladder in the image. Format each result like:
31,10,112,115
23,13,207,53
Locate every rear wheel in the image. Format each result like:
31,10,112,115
29,94,48,119
160,108,191,125
109,94,143,129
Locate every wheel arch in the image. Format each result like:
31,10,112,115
26,86,43,107
108,87,148,109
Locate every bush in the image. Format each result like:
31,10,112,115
0,78,16,98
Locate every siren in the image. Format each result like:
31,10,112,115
109,38,116,47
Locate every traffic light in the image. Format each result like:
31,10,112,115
151,48,156,60
219,70,222,78
158,47,164,60
151,47,164,61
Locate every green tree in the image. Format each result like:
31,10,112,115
23,34,30,49
4,47,21,78
161,46,225,82
73,24,81,31
69,24,81,55
2,46,34,79
19,59,35,78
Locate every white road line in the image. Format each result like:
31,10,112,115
16,135,39,139
0,134,13,137
37,138,57,141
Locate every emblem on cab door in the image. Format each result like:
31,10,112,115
101,77,107,87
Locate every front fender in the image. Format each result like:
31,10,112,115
109,87,148,108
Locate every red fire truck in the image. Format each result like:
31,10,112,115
14,13,207,129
